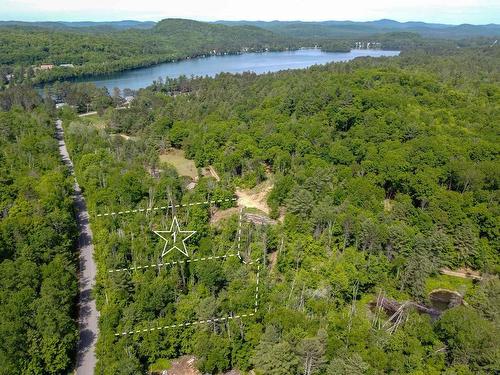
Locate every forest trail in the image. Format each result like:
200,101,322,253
440,268,483,280
78,111,98,117
56,120,99,375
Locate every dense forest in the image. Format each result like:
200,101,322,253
0,105,78,374
52,45,500,374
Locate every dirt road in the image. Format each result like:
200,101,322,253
56,120,99,374
440,268,483,280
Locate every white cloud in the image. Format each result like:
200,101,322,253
0,0,498,23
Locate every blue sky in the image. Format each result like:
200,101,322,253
1,0,499,24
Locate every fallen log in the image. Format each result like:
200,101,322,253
370,296,442,320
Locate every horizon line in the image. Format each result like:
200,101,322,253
0,17,499,27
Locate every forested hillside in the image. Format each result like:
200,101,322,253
0,19,298,85
59,46,499,374
217,19,500,39
0,106,78,374
0,20,156,30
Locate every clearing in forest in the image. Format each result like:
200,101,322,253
150,355,243,375
152,356,200,375
236,179,274,214
160,148,198,179
79,113,106,129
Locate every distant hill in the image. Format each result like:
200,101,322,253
215,19,500,39
152,18,286,48
2,18,498,39
0,20,155,30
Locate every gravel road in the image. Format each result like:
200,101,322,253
56,119,99,375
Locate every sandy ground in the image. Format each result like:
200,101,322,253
235,179,273,214
163,356,200,375
159,356,242,375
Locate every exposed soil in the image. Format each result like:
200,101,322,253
78,111,98,117
429,288,466,311
154,355,242,375
236,179,273,214
115,133,138,141
268,251,278,271
163,356,200,375
197,165,221,181
440,267,482,280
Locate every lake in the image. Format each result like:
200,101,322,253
74,49,400,91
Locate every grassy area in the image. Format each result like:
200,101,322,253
159,149,198,179
425,274,475,295
81,114,107,129
149,358,172,372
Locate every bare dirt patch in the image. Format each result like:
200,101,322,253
268,251,278,271
160,149,198,179
115,133,139,141
236,179,273,214
198,165,220,181
201,165,220,181
162,356,200,375
78,111,98,117
440,267,483,280
150,355,242,375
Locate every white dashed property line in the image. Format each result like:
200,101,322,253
108,253,237,273
235,211,262,266
237,207,243,260
95,198,237,217
113,259,262,336
110,210,262,337
115,313,256,336
255,263,261,313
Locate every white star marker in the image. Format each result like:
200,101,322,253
154,216,196,258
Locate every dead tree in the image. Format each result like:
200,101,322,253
370,295,442,334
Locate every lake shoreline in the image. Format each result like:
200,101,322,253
40,48,400,92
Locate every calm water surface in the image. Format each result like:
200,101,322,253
74,49,400,91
